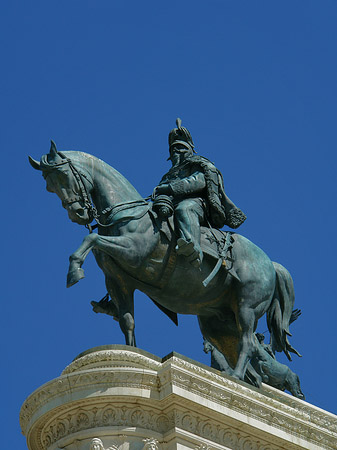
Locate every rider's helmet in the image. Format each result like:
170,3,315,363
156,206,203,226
168,118,196,158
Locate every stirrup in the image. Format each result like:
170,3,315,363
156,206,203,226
176,238,202,268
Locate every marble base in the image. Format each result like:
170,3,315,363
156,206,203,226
20,345,337,450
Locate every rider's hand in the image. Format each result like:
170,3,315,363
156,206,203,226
152,184,171,197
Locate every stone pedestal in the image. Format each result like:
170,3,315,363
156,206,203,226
20,345,337,450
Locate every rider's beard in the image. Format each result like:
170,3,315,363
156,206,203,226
171,152,181,167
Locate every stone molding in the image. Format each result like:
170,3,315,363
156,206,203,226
163,355,337,441
20,346,337,450
27,400,292,450
62,347,162,375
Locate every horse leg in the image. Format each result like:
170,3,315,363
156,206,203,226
93,252,137,346
119,311,136,346
199,314,262,386
232,306,258,380
67,233,97,286
67,233,139,287
198,315,235,375
105,275,136,346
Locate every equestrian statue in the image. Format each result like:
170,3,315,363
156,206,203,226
29,119,302,392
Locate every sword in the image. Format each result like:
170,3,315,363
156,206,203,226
202,232,240,287
202,258,224,287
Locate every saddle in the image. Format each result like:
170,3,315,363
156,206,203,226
152,211,240,287
92,206,240,327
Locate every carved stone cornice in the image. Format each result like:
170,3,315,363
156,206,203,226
161,354,337,443
38,401,291,450
62,346,162,374
20,368,159,435
20,346,337,450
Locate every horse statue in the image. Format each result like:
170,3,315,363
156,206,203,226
29,141,301,385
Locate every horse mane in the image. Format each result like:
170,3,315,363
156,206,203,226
62,151,143,200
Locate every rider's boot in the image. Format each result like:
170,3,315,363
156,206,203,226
176,238,203,268
174,198,204,268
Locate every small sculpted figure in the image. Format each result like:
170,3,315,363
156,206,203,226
203,337,262,386
90,438,104,450
142,438,159,450
203,337,231,372
251,333,305,399
152,118,246,267
91,293,119,320
204,334,304,399
90,437,118,450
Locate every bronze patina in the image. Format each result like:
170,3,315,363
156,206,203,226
29,120,302,393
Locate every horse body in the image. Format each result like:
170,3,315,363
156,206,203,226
29,146,298,383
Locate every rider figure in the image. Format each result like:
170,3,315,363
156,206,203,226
153,118,246,268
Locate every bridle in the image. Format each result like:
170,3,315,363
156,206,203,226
93,199,150,228
43,155,149,231
43,157,97,222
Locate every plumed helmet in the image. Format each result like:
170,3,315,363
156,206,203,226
168,118,195,153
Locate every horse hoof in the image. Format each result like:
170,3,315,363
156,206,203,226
231,372,243,382
67,268,85,287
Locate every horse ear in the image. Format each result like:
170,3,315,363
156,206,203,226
28,155,41,170
50,140,58,156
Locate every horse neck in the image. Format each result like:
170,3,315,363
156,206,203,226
91,160,144,213
66,151,144,213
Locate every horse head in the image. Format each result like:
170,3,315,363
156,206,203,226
29,141,95,226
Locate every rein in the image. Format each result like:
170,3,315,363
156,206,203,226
67,160,97,220
67,164,149,228
44,156,98,221
44,155,150,232
93,200,150,228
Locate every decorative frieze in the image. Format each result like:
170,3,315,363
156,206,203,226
62,347,162,375
20,345,337,450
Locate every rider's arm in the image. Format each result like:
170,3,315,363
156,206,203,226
169,171,206,196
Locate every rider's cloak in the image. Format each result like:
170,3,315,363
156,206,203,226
160,155,246,229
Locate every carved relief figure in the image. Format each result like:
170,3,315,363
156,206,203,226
142,437,159,450
195,445,212,450
90,438,104,450
90,437,118,450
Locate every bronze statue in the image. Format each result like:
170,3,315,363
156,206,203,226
204,316,305,400
29,120,302,392
251,333,304,399
152,118,246,267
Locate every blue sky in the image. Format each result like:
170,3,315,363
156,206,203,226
2,1,337,448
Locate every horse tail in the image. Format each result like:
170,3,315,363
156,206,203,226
267,262,302,360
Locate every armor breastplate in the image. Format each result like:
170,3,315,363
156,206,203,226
159,162,194,184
